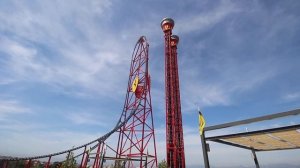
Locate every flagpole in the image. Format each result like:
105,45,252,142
198,110,210,168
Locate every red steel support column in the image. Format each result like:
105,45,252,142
80,146,87,168
161,18,186,168
93,142,103,168
161,17,176,168
1,161,8,168
45,156,51,168
171,35,186,167
99,144,106,168
82,150,90,168
25,159,31,168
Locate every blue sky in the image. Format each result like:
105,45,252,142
0,0,300,167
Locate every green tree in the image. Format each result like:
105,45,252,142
61,151,77,168
158,159,167,168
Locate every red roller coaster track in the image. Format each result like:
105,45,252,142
0,36,157,168
115,36,157,168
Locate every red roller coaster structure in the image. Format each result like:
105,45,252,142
115,36,157,168
161,18,186,168
0,18,187,167
0,36,157,168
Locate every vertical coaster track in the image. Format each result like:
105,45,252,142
116,36,157,168
0,36,157,168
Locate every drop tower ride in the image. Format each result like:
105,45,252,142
161,18,186,168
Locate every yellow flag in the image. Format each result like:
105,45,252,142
198,111,206,135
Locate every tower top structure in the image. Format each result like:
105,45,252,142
161,18,174,33
171,35,179,47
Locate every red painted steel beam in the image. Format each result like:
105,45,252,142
171,35,186,167
25,159,31,168
161,18,186,168
45,156,51,168
93,143,102,168
80,146,87,168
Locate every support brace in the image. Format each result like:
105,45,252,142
251,149,260,168
201,132,210,168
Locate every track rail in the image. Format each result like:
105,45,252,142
0,102,142,162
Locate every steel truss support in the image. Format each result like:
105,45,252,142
92,141,106,168
80,148,90,168
0,160,8,168
45,156,51,168
251,149,260,168
161,18,186,168
115,36,157,168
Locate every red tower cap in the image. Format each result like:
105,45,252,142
171,35,179,47
161,18,174,33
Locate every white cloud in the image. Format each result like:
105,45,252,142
0,1,162,161
183,84,230,110
66,112,109,127
0,130,101,157
0,38,42,76
0,79,16,85
283,92,300,102
0,0,131,99
177,1,239,34
179,55,277,112
0,100,30,118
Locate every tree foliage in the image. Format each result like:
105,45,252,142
158,159,167,168
60,151,77,168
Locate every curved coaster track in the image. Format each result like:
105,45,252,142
0,36,157,168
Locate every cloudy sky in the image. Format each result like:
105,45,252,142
0,0,300,167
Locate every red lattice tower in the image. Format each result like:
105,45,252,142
116,36,157,168
161,18,186,168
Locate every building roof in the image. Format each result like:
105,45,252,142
203,109,300,152
206,124,300,151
